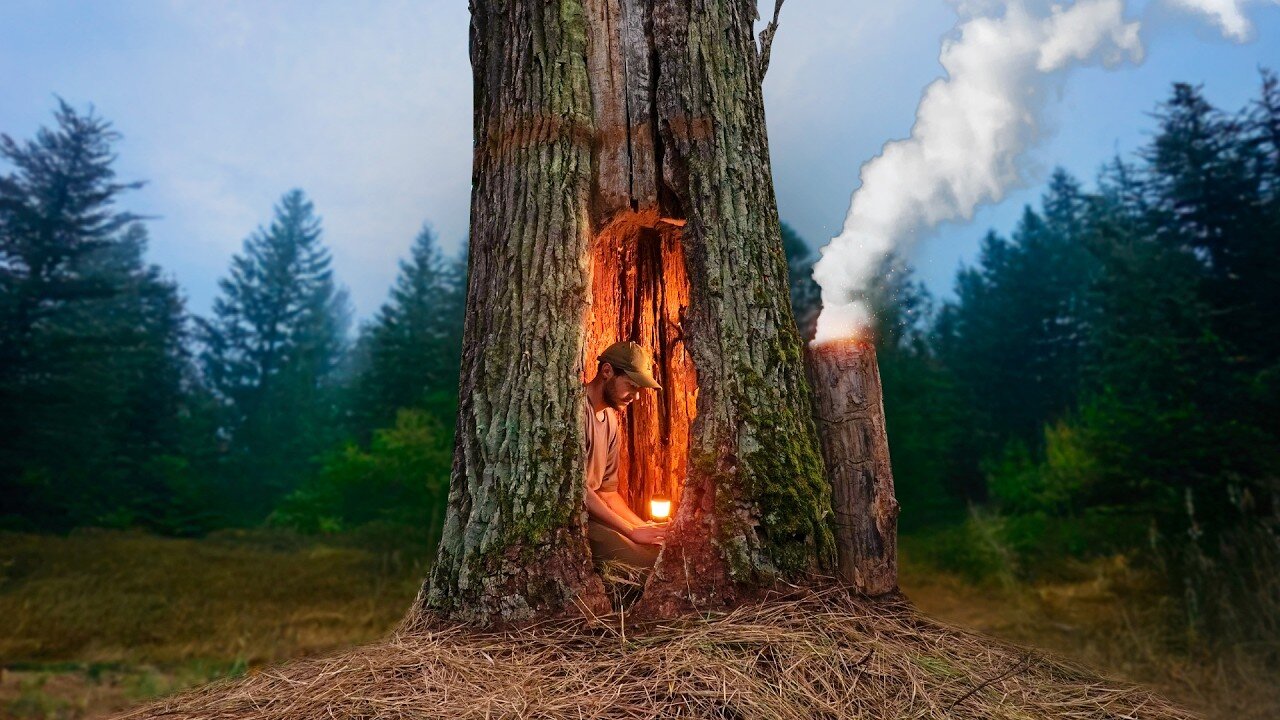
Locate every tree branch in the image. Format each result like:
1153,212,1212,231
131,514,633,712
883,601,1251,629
757,0,785,81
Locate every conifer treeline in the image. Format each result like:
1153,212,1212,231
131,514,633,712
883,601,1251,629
3,73,1276,623
791,73,1279,637
0,101,464,535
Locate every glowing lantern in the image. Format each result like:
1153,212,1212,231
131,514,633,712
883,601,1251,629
649,496,672,521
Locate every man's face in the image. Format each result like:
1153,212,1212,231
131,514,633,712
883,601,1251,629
602,365,642,411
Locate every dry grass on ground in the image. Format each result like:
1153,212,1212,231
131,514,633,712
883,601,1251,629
902,555,1280,720
7,530,1272,720
121,586,1194,720
0,529,423,720
0,528,422,665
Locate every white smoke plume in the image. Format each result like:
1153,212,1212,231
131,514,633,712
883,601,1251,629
1168,0,1279,41
810,0,1280,344
811,0,1144,344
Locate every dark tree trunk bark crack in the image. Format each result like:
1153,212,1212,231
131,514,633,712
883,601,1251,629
413,0,884,625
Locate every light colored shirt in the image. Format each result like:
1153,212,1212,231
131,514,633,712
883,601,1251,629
583,396,620,493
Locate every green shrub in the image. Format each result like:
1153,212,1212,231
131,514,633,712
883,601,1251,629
986,418,1098,516
901,509,1018,585
272,409,451,545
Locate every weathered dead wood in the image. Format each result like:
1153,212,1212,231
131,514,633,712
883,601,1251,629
806,338,900,596
757,0,785,80
584,0,658,218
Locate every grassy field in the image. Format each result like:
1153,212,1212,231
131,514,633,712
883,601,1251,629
0,529,425,719
1,529,1275,719
899,545,1280,720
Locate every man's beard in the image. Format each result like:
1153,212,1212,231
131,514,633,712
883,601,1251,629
603,384,628,411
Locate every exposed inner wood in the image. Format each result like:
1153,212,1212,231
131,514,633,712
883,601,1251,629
584,0,661,219
583,210,696,522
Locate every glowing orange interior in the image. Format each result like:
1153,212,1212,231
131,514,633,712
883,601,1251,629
583,210,697,520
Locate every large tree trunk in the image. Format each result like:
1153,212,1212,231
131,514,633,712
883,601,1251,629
415,0,837,623
417,0,610,622
634,0,836,617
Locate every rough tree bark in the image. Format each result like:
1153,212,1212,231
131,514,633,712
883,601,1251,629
635,0,836,617
417,0,610,622
807,339,900,596
414,0,838,623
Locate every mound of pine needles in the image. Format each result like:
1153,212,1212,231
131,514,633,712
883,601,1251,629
121,584,1195,720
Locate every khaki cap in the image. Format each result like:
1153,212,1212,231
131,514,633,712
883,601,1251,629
598,341,662,390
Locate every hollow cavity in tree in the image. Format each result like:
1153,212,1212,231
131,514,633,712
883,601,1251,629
584,209,697,523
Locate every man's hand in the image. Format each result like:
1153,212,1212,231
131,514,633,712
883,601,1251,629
628,525,666,545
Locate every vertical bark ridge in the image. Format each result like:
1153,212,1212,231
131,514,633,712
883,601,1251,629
417,0,610,623
637,0,836,616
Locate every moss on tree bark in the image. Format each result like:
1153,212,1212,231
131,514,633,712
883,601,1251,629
415,0,837,623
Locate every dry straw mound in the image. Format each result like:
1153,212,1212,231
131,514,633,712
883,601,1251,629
121,586,1195,720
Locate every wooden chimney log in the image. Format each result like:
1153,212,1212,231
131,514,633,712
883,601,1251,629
806,338,900,596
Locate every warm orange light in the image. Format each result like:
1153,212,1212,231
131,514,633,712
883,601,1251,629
649,497,672,521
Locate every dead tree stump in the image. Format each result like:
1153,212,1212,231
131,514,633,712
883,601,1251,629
806,338,900,596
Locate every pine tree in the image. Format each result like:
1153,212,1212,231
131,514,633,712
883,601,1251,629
1145,82,1271,368
780,222,820,340
1243,70,1280,373
1088,92,1279,550
1078,161,1221,517
199,189,351,520
68,223,197,527
864,259,965,527
350,225,465,434
0,102,192,529
937,170,1099,451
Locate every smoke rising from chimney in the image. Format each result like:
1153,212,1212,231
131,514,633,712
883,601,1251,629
811,0,1144,344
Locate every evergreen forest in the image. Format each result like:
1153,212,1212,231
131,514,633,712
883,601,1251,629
3,73,1278,655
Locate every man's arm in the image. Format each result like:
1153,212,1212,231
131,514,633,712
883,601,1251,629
586,488,667,545
585,486,636,537
600,490,650,527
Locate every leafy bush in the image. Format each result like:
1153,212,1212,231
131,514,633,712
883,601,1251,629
900,509,1018,586
986,417,1100,516
272,410,451,546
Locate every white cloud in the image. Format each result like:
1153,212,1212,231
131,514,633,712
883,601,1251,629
1166,0,1279,41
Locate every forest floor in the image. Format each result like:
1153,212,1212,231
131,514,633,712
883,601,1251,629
0,529,1274,719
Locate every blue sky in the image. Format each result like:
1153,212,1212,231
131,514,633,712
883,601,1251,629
1,0,1276,320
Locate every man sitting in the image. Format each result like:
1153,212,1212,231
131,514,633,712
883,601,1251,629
584,341,667,569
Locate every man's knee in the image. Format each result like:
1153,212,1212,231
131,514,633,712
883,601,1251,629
588,521,659,569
